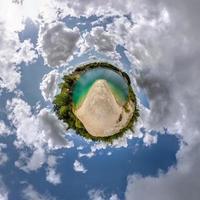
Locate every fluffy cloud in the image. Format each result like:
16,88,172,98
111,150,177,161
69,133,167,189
143,133,157,147
0,21,21,92
15,39,38,65
15,148,46,172
0,121,11,136
45,155,61,185
7,98,73,150
0,18,37,91
0,176,8,200
7,98,41,148
38,22,80,67
40,70,59,102
90,130,137,152
22,185,55,200
15,151,62,186
88,189,119,200
38,108,74,149
0,153,8,166
73,160,87,173
81,26,119,59
46,168,61,185
125,132,200,200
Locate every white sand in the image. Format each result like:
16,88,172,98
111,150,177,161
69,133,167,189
74,79,134,137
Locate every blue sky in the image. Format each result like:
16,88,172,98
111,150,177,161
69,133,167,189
0,1,200,200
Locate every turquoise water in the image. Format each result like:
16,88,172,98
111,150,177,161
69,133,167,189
72,67,129,108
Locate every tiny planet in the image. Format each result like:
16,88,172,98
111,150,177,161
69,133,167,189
53,62,139,142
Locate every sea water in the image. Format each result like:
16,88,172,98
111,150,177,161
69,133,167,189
72,67,129,108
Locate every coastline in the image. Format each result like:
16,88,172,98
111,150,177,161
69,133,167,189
74,79,135,137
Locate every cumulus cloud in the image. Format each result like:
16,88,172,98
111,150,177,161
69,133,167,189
45,155,61,185
22,185,55,200
25,148,45,170
90,131,135,152
38,108,74,149
0,19,37,91
15,151,61,185
0,153,8,166
0,20,21,91
73,160,87,173
38,22,80,67
7,98,73,150
88,189,119,200
40,70,59,102
46,168,61,185
15,148,46,172
125,133,200,200
143,133,157,147
0,121,11,136
0,176,8,200
7,98,41,148
81,26,119,59
15,39,38,65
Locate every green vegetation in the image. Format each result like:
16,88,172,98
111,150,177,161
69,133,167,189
53,62,139,143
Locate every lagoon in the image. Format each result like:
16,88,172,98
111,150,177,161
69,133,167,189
72,67,129,108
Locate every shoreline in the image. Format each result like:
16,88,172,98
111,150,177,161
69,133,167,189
74,79,135,137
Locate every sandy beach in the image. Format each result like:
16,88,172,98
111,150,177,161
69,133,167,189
74,79,134,137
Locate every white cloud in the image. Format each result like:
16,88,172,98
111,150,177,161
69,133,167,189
88,190,105,200
81,26,119,60
0,176,8,200
26,148,45,171
7,98,73,150
15,148,46,172
7,98,42,148
88,189,119,200
0,153,8,166
38,108,74,149
47,155,57,167
15,39,38,65
107,152,112,156
143,133,157,147
0,144,8,166
0,121,11,136
78,151,95,159
38,22,80,67
15,152,61,185
125,133,200,200
7,97,73,173
0,20,21,91
46,168,61,185
90,132,133,152
73,160,87,173
40,70,59,102
22,185,55,200
0,17,37,92
45,155,61,185
53,0,136,18
109,194,119,200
